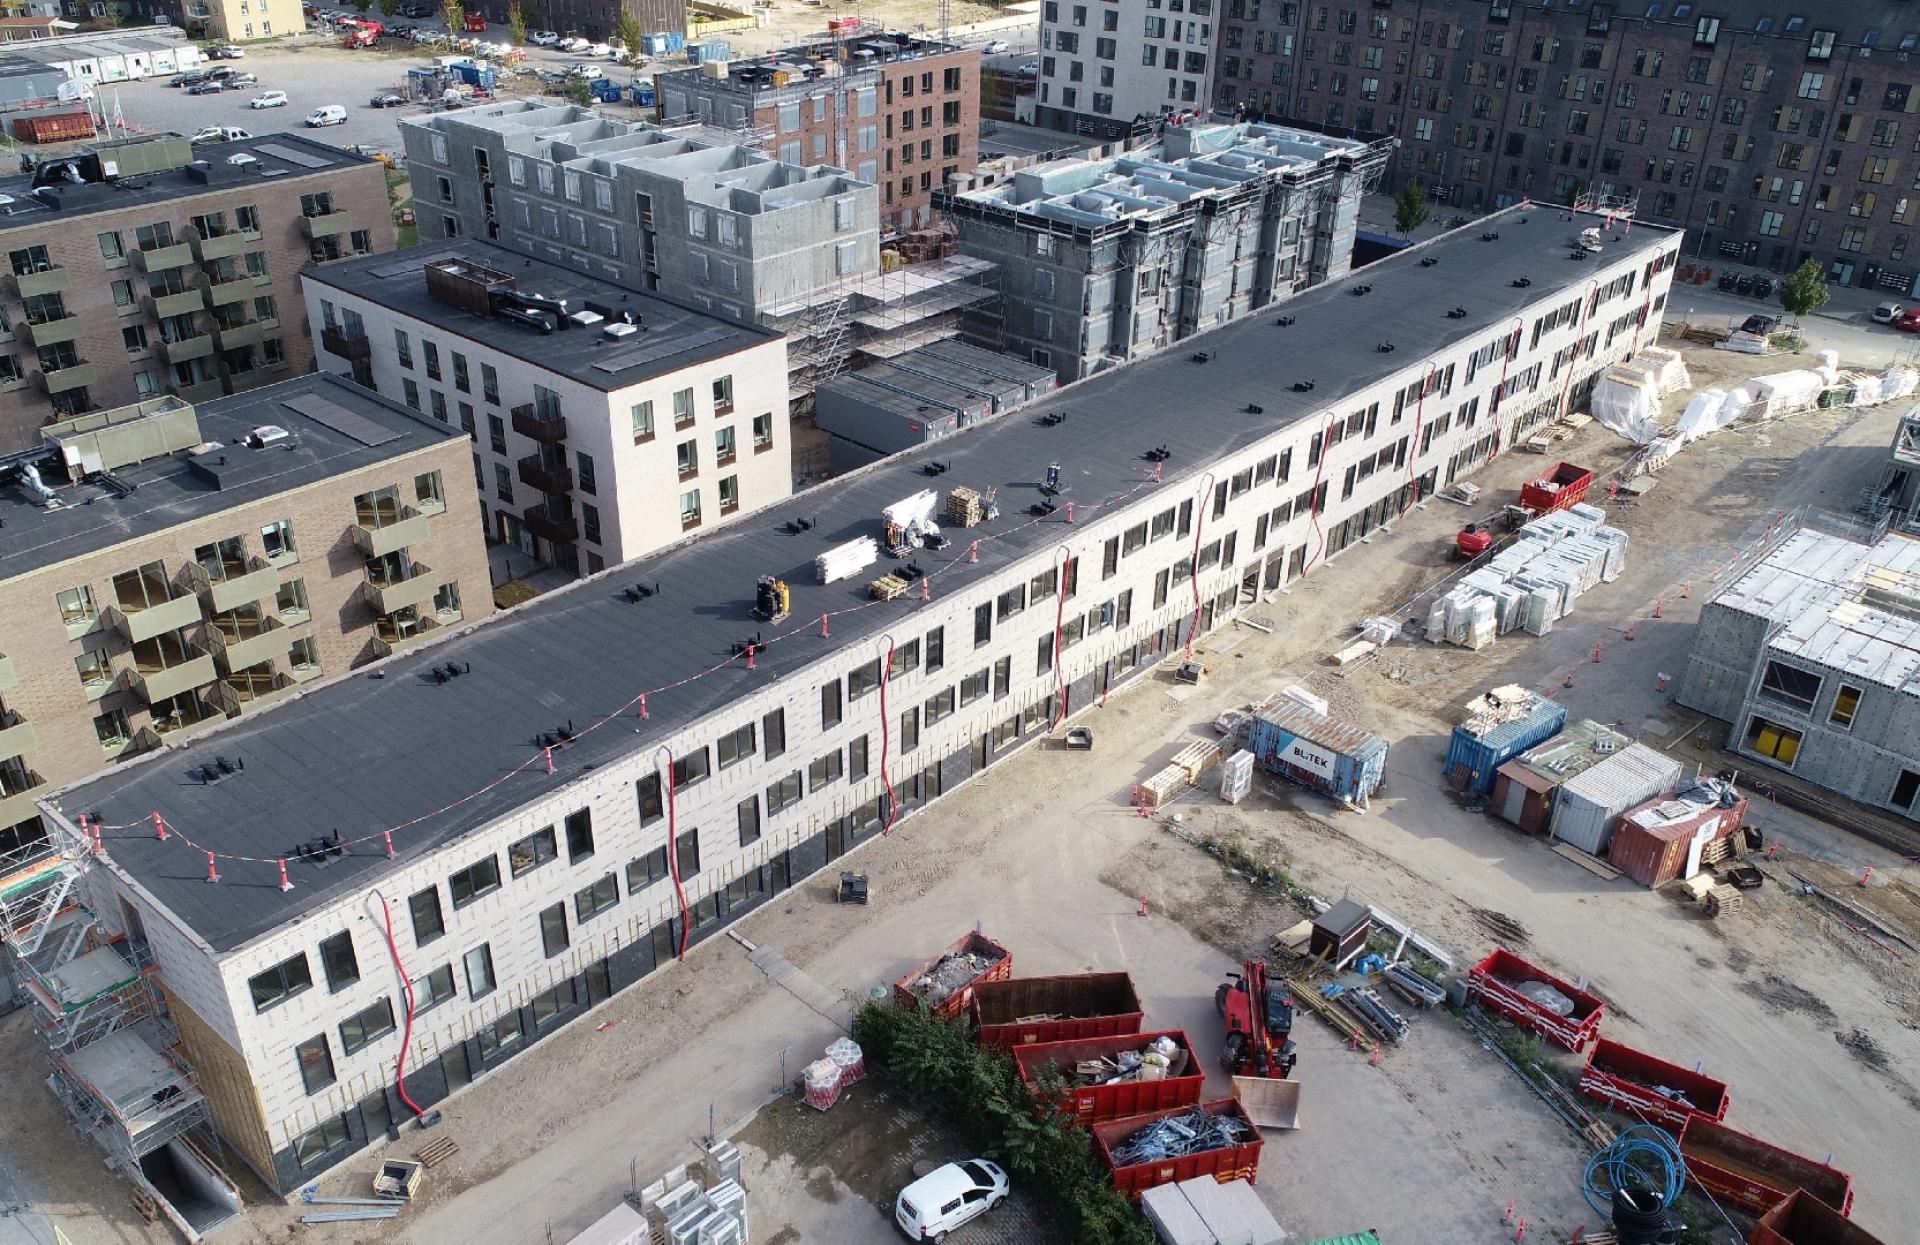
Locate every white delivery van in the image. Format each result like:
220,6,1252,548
304,105,347,127
893,1159,1008,1241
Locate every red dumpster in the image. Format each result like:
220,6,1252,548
1093,1099,1262,1200
972,972,1144,1049
1676,1115,1853,1217
1012,1029,1202,1125
1577,1038,1730,1128
1751,1189,1887,1245
1465,947,1606,1052
892,931,1011,1019
1519,461,1593,515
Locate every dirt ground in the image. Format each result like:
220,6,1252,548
9,325,1917,1243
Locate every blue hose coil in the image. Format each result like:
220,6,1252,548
1582,1124,1687,1216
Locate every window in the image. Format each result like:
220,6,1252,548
925,687,956,724
809,749,843,791
677,830,701,877
890,639,921,678
627,847,668,892
414,964,456,1012
509,826,558,877
296,1034,334,1094
993,656,1012,700
1744,717,1803,766
631,400,654,442
636,774,664,825
925,626,945,674
681,489,702,527
248,954,312,1012
1036,634,1054,676
98,230,125,261
409,887,444,945
1829,685,1862,729
339,998,395,1054
961,667,989,706
849,658,881,700
718,722,757,769
477,1011,526,1061
319,931,359,992
900,707,921,752
449,855,502,907
766,770,803,813
1759,661,1821,711
463,943,497,998
753,411,774,448
563,807,595,863
821,679,843,730
575,873,619,921
1893,770,1920,811
292,1117,350,1171
762,707,787,760
849,734,870,782
1807,29,1834,62
55,584,97,632
93,707,132,755
738,795,761,845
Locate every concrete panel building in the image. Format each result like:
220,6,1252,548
1034,0,1216,137
0,130,393,456
304,240,792,577
655,31,982,234
0,372,492,848
401,103,992,408
29,206,1678,1202
940,119,1387,380
813,340,1056,472
1675,521,1920,820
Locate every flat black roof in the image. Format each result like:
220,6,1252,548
51,207,1677,953
0,132,374,234
0,373,461,581
302,239,779,393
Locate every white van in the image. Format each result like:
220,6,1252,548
304,105,347,127
893,1159,1008,1241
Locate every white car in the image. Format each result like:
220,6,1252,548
249,90,288,109
895,1160,1008,1242
1017,61,1038,76
226,152,258,167
1873,300,1903,324
529,29,560,45
982,38,1009,54
305,105,348,127
584,41,612,56
558,35,587,51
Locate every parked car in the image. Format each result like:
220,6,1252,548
204,65,236,81
222,72,258,89
400,2,431,14
188,79,226,95
529,29,560,44
189,124,251,144
207,43,246,58
981,38,1008,53
895,1160,1008,1242
249,90,288,108
1895,308,1920,332
558,35,587,51
170,69,208,86
1873,301,1903,323
584,41,612,56
305,105,348,126
1017,61,1038,76
368,92,407,107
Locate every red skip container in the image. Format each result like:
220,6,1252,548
892,931,1012,1020
1751,1190,1888,1245
972,972,1144,1050
1465,947,1606,1052
1578,1037,1730,1129
1676,1115,1853,1218
1094,1098,1262,1200
1011,1029,1202,1126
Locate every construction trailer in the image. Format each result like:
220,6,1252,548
1490,719,1633,834
1245,696,1389,804
1443,685,1569,797
1546,742,1686,857
1606,779,1748,888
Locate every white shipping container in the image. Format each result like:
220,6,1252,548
1549,742,1685,855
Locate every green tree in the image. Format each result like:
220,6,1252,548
1393,181,1430,236
507,2,527,46
615,8,643,63
439,0,464,35
1778,257,1829,322
565,76,593,106
351,0,372,13
379,0,399,17
516,0,540,33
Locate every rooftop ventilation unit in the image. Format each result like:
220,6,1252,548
244,424,290,448
603,321,640,340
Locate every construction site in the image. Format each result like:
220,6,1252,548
4,206,1919,1245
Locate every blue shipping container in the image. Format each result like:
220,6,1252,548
1443,689,1567,797
1247,698,1389,804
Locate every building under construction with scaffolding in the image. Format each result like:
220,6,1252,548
937,119,1390,382
401,103,995,415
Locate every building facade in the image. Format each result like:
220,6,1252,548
179,0,305,42
0,373,491,847
1212,0,1920,291
37,207,1681,1200
655,32,982,234
941,119,1386,380
1034,0,1217,136
0,131,393,457
304,241,792,577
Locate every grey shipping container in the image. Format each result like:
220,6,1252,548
1547,742,1685,856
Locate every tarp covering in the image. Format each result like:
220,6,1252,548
1590,365,1660,444
1635,346,1693,393
1676,388,1729,444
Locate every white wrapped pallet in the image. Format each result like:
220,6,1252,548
1220,749,1255,804
1523,587,1557,635
1426,598,1449,642
1593,527,1629,581
1462,597,1499,650
816,537,879,584
1497,584,1527,633
1568,502,1608,527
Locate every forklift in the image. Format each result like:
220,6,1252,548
1215,958,1297,1079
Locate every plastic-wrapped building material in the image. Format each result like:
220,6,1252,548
1636,345,1693,393
1814,349,1840,383
1748,369,1826,419
1592,527,1629,581
1883,367,1918,399
1220,749,1255,804
1676,388,1730,443
1425,598,1449,642
1590,364,1661,443
1568,502,1608,526
1523,587,1556,635
1462,597,1498,650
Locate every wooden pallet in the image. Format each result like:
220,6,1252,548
1140,764,1189,808
131,1189,159,1223
1704,885,1744,919
869,575,910,601
944,486,983,527
415,1136,460,1169
1169,740,1223,782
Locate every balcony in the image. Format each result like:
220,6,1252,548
219,669,297,711
36,362,94,395
213,319,269,351
370,616,439,659
321,325,372,361
511,403,567,442
0,770,46,828
174,378,226,403
192,229,252,262
189,554,278,613
0,652,15,692
125,647,217,705
146,697,224,745
156,332,215,364
202,271,259,306
0,709,35,761
363,562,441,614
132,241,196,273
208,617,286,673
516,454,573,493
13,265,67,299
350,503,432,559
22,314,82,347
300,208,354,240
521,503,579,545
145,288,206,319
110,588,202,645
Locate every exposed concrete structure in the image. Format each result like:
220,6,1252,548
305,239,792,578
655,31,982,234
939,119,1387,380
37,206,1678,1197
1034,0,1214,136
1676,518,1920,819
813,339,1056,472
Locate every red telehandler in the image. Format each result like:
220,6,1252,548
1215,958,1297,1079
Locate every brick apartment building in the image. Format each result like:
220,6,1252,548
1204,0,1920,290
0,373,490,845
655,31,981,233
0,130,392,456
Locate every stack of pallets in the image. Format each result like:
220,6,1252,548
869,574,911,601
945,486,984,527
1169,741,1223,782
1140,765,1190,808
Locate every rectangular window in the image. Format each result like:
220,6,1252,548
766,770,804,813
890,639,921,677
574,873,619,922
763,708,787,759
961,667,989,706
293,1117,350,1171
677,830,701,877
248,954,312,1012
738,795,762,845
414,964,456,1012
1759,660,1821,711
296,1034,335,1094
849,734,870,782
627,847,668,892
565,808,595,861
449,855,502,907
319,932,359,992
993,656,1012,700
809,749,844,791
718,722,757,768
540,902,570,956
1893,769,1920,810
822,680,843,729
338,998,396,1055
1744,716,1804,766
1829,685,1862,729
849,658,881,699
925,686,956,724
924,626,945,674
636,774,664,825
899,707,920,752
509,826,557,877
409,887,444,945
463,943,496,998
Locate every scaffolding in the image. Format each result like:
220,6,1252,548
0,823,215,1170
